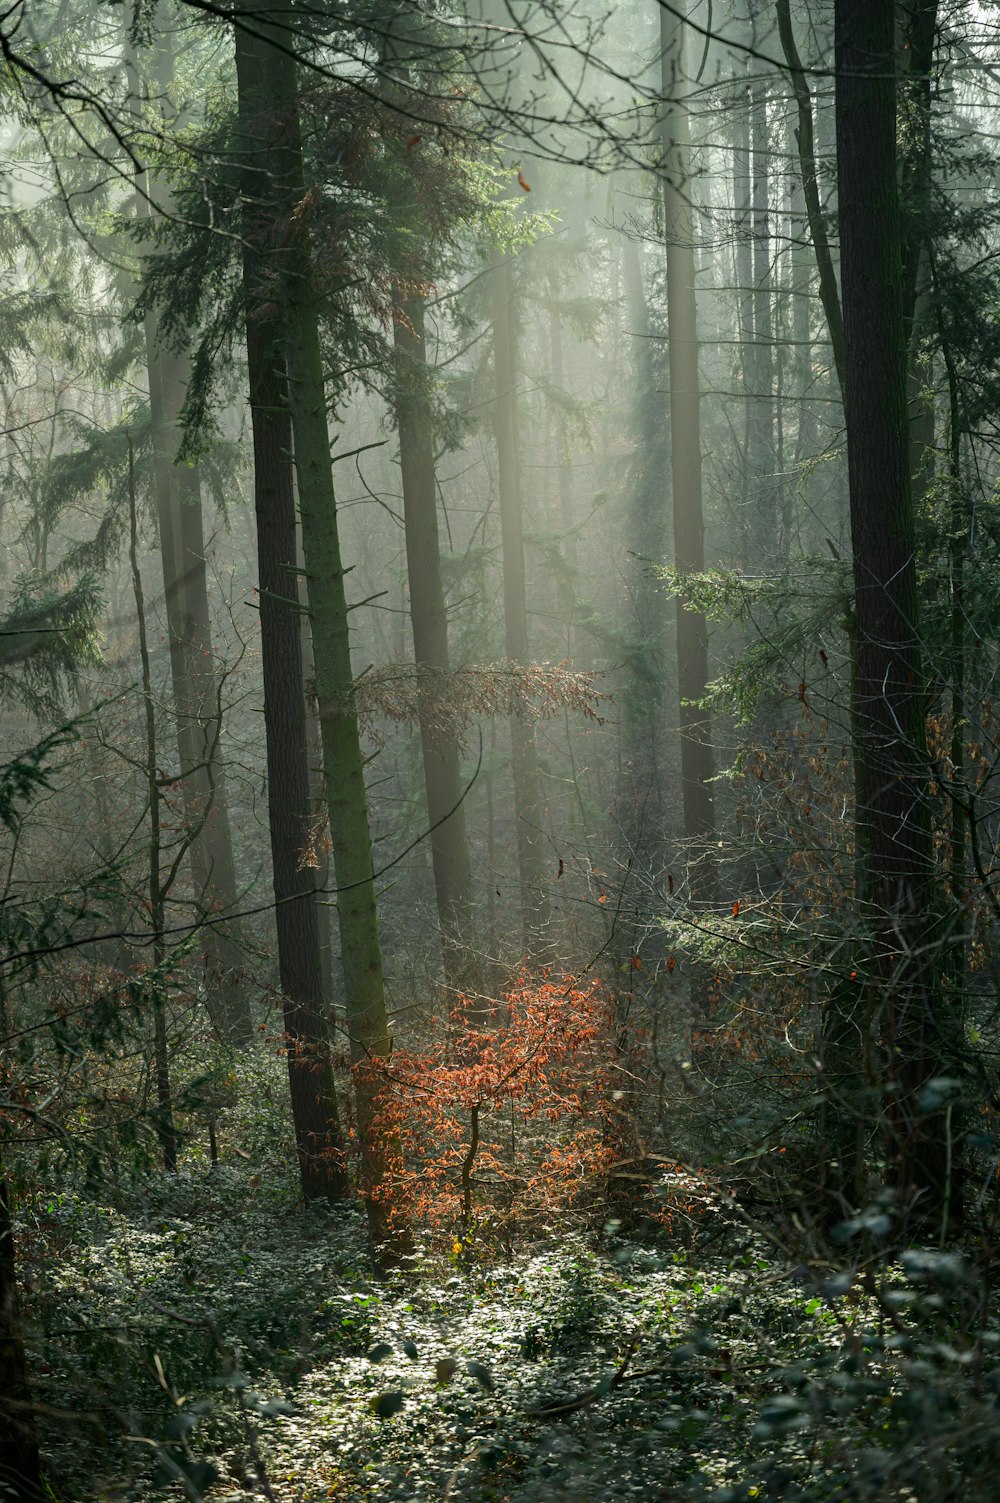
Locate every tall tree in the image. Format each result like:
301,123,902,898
128,8,250,1044
246,5,410,1256
234,22,349,1202
618,233,670,867
659,0,716,909
492,255,553,961
393,295,477,991
835,0,955,1227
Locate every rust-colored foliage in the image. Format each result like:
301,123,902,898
349,660,608,753
366,975,623,1243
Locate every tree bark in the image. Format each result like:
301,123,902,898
129,7,250,1045
250,8,410,1258
492,257,553,963
659,1,716,908
836,0,954,1229
393,297,476,991
618,235,669,867
234,19,350,1202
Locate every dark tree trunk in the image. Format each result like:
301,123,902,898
234,17,349,1203
0,976,43,1503
244,5,410,1260
0,1175,43,1503
836,0,956,1230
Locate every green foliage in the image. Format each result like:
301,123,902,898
0,575,103,711
659,557,853,724
0,724,78,833
22,1139,1000,1503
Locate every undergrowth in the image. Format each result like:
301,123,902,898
17,1126,1000,1503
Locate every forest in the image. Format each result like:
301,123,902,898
2,0,1000,1498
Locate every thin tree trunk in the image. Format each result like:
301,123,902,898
393,297,476,991
492,257,553,962
659,1,716,908
129,442,177,1172
749,67,777,556
732,75,754,532
234,22,349,1201
618,235,669,866
776,0,847,398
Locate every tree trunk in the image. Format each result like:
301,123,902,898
393,297,476,991
492,257,553,963
129,7,250,1045
234,21,349,1202
129,444,178,1173
659,1,716,908
618,235,669,868
748,66,778,557
836,0,955,1230
250,9,410,1258
0,1177,42,1503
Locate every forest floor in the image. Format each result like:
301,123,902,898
16,1059,996,1503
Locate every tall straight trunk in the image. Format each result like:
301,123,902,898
234,24,349,1202
297,518,339,1014
836,0,954,1227
250,9,409,1256
659,1,716,906
618,235,669,865
129,446,177,1173
776,0,847,399
748,69,777,558
492,258,552,962
732,76,754,530
393,298,476,990
129,9,250,1044
548,307,578,575
787,114,817,478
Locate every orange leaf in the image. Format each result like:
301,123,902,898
598,891,607,905
518,170,531,191
732,900,740,918
631,955,642,970
667,955,676,973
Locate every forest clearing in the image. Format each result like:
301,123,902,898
1,1,1000,1499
